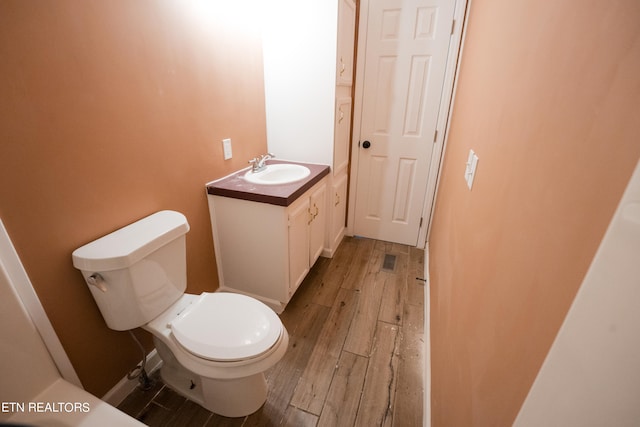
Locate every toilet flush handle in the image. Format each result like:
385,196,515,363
87,273,107,292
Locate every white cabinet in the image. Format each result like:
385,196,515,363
336,0,356,87
208,178,327,313
287,196,311,294
330,174,348,250
309,183,327,264
334,96,352,176
288,182,326,293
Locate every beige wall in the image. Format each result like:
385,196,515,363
0,2,267,395
428,0,640,425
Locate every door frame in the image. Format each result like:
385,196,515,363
347,0,469,248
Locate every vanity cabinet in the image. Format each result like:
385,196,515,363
208,177,327,313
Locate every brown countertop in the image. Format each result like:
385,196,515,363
206,160,330,207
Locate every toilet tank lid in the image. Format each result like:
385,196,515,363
72,210,190,272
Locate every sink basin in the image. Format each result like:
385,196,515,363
244,163,311,185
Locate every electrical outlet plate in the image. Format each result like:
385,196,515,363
222,138,232,160
465,149,479,190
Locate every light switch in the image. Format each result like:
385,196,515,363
465,149,479,190
222,138,232,160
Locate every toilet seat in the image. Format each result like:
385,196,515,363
169,293,282,362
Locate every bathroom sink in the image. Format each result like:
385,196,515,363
244,164,311,185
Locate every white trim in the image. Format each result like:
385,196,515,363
345,0,370,238
418,0,470,248
424,243,432,427
0,218,83,388
425,1,473,241
102,348,163,406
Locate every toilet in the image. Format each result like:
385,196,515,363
71,210,288,417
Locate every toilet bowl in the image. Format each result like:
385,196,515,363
72,210,288,417
143,292,288,417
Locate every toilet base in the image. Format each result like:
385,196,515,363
154,339,268,418
201,373,268,417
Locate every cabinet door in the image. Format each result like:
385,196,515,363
330,174,348,249
334,97,352,176
309,182,327,266
288,198,310,296
336,0,356,86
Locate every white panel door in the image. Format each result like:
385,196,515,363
352,0,455,245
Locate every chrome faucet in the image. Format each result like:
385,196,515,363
248,153,275,173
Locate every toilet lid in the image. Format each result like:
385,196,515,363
170,293,282,362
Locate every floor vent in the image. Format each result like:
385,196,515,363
382,254,397,272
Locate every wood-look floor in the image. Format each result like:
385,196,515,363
117,237,425,427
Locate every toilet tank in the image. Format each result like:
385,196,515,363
72,211,190,331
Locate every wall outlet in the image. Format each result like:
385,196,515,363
465,149,479,190
222,138,232,160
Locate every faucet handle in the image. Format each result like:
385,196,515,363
249,154,275,172
259,153,274,166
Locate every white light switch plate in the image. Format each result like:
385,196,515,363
222,138,232,160
465,149,479,190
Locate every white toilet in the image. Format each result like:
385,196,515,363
72,210,289,418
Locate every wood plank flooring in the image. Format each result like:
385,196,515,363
117,237,425,426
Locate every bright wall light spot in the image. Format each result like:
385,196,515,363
181,0,266,36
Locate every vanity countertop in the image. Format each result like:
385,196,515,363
206,160,330,207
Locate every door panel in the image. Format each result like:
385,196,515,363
288,198,310,295
334,97,352,176
309,183,326,265
337,0,356,86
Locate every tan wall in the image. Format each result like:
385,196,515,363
428,0,640,425
0,2,267,395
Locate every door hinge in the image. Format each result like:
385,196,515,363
433,129,438,143
451,19,456,35
419,217,424,227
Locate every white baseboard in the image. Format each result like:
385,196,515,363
424,244,431,427
102,349,162,406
